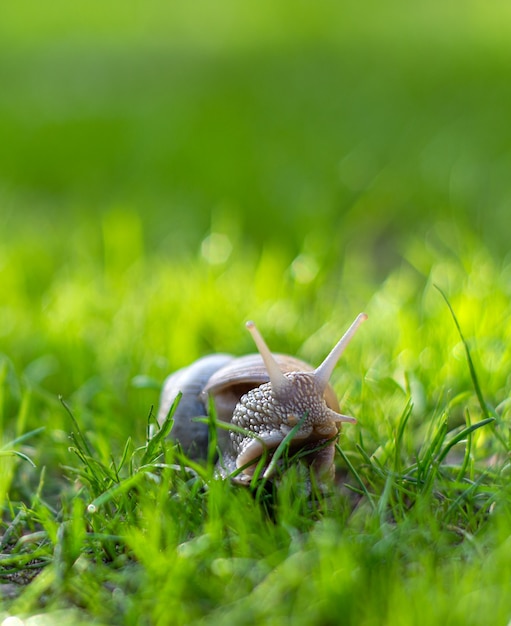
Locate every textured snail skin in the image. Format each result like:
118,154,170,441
231,373,341,475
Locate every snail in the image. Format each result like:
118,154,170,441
157,313,367,482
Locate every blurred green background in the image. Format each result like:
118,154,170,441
3,0,511,254
1,0,510,445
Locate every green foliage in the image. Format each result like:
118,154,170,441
2,1,511,624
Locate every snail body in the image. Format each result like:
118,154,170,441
157,313,367,480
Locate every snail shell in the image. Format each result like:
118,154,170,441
157,314,367,480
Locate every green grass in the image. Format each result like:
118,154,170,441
2,225,510,625
2,1,511,624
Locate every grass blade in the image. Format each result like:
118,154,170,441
336,443,376,512
261,412,308,480
436,286,491,421
140,397,178,466
87,472,148,513
436,417,495,466
59,396,93,457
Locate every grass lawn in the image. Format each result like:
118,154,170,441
1,2,511,624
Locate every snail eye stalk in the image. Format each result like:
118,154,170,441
313,313,367,392
245,321,293,400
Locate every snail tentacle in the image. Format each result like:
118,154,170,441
245,321,293,400
314,312,367,392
